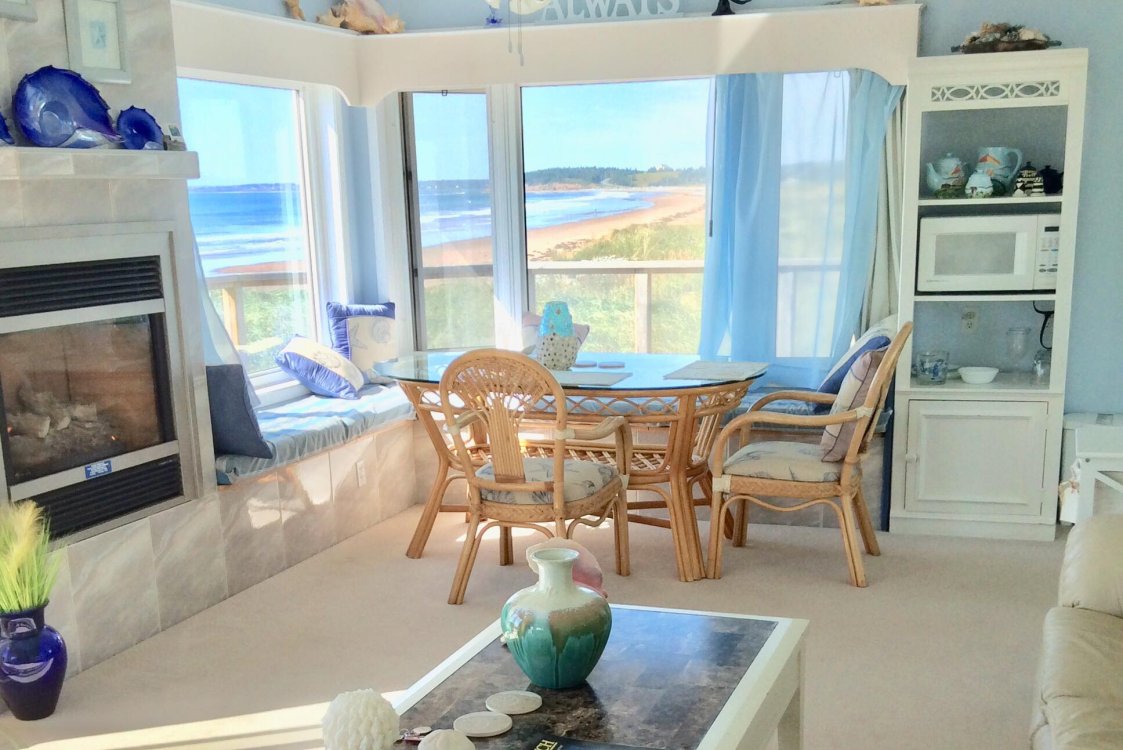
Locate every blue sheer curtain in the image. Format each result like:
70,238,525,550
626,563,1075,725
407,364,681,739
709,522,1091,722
699,73,784,369
829,70,904,362
700,69,902,388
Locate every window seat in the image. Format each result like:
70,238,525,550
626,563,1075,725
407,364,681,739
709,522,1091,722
215,384,415,485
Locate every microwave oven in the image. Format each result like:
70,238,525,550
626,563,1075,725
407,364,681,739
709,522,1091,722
917,214,1061,293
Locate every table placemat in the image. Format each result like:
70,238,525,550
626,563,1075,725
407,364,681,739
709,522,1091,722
400,608,777,750
663,360,768,382
551,371,631,387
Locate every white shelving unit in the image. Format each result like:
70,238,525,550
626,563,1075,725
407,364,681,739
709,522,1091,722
889,50,1088,541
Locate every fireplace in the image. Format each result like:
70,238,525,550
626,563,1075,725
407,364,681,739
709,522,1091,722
0,227,191,539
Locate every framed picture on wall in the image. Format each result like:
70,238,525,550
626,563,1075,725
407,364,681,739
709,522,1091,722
63,0,129,84
0,0,37,22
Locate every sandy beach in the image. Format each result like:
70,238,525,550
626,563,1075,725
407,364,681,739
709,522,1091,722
422,187,705,267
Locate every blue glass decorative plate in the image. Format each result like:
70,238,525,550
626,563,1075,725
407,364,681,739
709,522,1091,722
0,114,13,146
116,107,164,150
14,66,120,149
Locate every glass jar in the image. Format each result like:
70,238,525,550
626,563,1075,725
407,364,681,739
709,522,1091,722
1033,349,1052,384
1007,326,1032,364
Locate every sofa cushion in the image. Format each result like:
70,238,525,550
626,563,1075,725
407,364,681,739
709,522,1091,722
1059,515,1123,618
475,457,617,505
1036,606,1123,750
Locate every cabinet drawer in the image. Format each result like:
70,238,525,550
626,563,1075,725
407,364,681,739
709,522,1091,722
904,400,1048,517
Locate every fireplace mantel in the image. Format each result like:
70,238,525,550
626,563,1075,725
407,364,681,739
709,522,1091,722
0,149,199,181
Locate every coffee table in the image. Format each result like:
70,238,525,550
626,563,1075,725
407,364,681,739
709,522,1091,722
395,605,807,750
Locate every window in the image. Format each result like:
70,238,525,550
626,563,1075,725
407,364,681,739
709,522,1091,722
776,72,849,359
178,77,317,375
403,92,495,350
521,80,711,353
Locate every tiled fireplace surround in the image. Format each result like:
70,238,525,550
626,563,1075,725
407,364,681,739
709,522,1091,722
0,177,427,677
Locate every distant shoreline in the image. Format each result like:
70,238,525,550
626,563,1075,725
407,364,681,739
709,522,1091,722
422,188,705,267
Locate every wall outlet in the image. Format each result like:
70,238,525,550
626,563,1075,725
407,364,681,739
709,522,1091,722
356,459,368,487
961,308,978,334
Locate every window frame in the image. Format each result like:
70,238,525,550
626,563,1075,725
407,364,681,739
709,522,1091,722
399,87,527,352
178,68,332,405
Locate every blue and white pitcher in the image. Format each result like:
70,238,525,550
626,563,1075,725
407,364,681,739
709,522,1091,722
975,147,1023,194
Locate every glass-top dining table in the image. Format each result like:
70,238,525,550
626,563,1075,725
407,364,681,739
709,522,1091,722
376,352,767,582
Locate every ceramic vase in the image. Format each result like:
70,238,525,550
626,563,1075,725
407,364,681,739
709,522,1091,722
500,548,611,689
535,333,581,371
0,604,67,720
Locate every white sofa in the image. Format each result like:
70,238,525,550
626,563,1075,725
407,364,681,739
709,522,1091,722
1031,515,1123,749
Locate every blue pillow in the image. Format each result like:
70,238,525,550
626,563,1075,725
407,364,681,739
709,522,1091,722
275,335,365,400
205,365,274,459
819,331,893,394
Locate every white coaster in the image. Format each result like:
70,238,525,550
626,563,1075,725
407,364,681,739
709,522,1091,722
453,711,513,737
485,690,543,715
598,361,626,368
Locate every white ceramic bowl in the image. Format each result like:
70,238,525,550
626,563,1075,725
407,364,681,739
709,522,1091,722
959,366,999,385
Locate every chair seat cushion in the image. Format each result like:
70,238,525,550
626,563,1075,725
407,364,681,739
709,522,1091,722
476,457,617,504
725,441,841,483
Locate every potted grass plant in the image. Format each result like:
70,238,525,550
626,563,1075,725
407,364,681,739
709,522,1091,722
0,502,66,720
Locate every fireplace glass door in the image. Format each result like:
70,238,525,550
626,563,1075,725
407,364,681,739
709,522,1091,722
0,315,175,487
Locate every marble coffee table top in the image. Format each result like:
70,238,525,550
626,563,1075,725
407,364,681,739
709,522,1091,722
399,606,778,750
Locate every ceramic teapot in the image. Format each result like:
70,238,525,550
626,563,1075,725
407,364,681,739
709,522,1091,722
1039,164,1064,195
965,171,994,199
925,153,968,194
975,147,1024,194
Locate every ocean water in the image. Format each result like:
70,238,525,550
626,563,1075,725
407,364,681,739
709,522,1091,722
189,185,655,274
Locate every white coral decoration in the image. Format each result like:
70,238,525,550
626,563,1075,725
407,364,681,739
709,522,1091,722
322,689,400,750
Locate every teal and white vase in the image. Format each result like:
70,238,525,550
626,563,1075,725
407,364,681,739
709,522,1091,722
500,548,611,689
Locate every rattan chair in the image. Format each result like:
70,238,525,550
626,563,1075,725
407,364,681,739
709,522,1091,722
707,323,912,587
440,349,632,604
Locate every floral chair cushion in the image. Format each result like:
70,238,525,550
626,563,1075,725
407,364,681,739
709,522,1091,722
725,441,842,483
476,457,617,505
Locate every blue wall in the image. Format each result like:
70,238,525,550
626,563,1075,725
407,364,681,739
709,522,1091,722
191,0,1123,414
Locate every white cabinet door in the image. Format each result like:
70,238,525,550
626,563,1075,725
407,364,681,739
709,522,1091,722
904,400,1048,517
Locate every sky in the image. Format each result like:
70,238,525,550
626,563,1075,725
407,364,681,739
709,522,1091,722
413,78,712,181
178,78,304,187
179,74,841,187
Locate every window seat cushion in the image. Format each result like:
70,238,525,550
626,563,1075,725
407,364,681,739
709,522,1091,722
214,384,415,485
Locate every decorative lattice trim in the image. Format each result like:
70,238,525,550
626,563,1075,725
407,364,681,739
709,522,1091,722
930,80,1061,103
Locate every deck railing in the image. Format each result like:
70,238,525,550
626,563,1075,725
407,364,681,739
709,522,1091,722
205,256,840,354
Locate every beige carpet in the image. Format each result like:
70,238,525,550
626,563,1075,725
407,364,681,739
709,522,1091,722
0,507,1066,750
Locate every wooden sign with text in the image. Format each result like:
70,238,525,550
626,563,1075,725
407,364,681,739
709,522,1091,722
540,0,682,21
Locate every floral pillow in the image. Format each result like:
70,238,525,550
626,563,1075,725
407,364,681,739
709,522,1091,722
326,302,396,383
820,347,886,462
